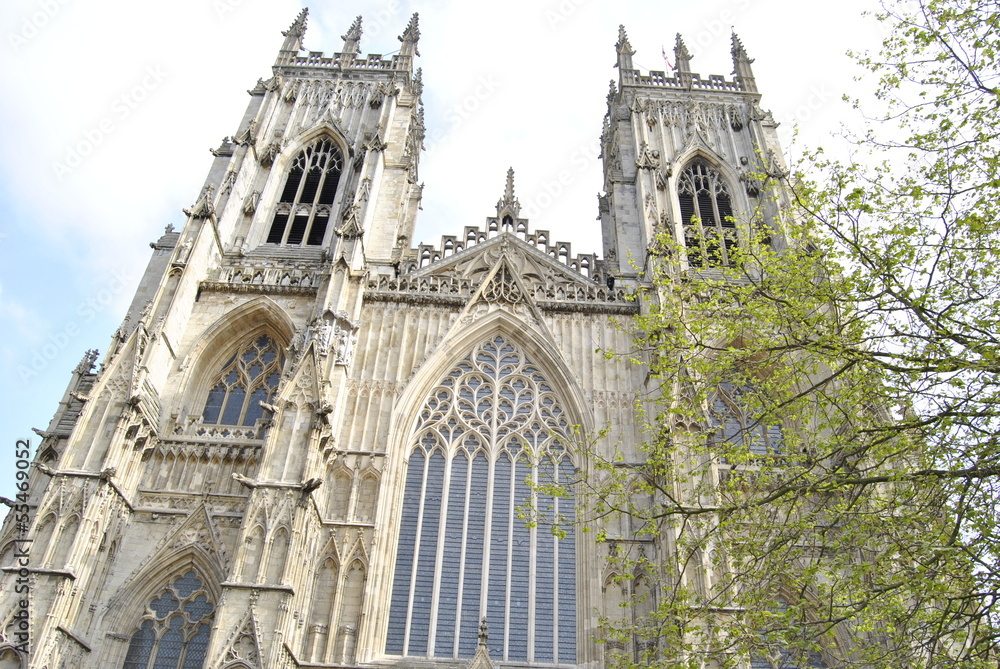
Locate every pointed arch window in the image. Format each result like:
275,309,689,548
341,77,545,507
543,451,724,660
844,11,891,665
386,336,577,665
266,138,343,246
678,161,737,267
121,571,215,669
750,598,828,668
709,382,783,455
202,335,284,427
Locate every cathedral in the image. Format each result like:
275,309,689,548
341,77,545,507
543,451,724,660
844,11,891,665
0,10,791,669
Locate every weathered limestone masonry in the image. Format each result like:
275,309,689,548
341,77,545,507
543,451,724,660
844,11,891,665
0,12,786,669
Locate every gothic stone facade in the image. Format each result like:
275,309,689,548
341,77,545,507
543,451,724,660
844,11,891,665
0,12,787,669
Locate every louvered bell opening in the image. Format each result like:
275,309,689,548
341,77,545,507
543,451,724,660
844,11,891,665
307,216,328,245
286,215,309,245
705,228,724,266
717,194,735,227
679,192,697,226
697,192,715,225
300,168,323,204
318,168,340,205
266,214,288,244
280,167,304,202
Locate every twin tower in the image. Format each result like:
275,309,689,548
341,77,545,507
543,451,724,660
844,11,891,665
1,10,787,669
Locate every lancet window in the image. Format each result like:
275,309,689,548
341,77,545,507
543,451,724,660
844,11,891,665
709,382,784,455
121,571,215,669
385,336,577,665
266,138,343,246
678,161,737,267
201,335,283,427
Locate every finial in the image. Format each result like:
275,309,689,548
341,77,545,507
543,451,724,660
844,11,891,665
496,168,521,219
342,15,362,42
282,7,308,38
478,617,489,646
731,30,752,62
607,79,617,106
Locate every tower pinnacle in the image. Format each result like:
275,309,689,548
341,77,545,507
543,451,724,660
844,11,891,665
674,33,693,87
341,15,363,57
731,31,758,92
283,7,308,39
277,8,308,61
399,13,420,54
496,167,521,220
615,25,635,71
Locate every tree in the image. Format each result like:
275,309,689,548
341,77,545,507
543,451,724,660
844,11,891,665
590,1,1000,667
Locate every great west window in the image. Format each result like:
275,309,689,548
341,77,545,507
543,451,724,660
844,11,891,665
386,336,577,664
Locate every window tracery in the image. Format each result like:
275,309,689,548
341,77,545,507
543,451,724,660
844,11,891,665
709,381,783,455
266,138,343,246
201,335,283,427
678,161,737,267
121,571,215,669
386,336,576,664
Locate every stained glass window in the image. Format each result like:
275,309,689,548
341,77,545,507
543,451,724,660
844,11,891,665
122,571,215,669
202,335,283,427
266,139,343,246
678,161,737,267
386,336,576,664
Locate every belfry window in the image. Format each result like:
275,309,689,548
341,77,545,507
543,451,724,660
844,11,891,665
709,382,783,455
386,336,577,665
202,335,284,427
121,571,215,669
266,138,343,246
678,161,737,267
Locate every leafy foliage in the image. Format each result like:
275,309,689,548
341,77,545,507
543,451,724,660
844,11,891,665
590,1,1000,667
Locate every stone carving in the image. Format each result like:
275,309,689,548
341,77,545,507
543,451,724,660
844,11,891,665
75,349,99,375
259,141,281,167
184,185,215,219
337,204,364,238
242,190,260,215
480,265,523,305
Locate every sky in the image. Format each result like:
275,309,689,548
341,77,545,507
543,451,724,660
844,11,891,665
0,0,885,500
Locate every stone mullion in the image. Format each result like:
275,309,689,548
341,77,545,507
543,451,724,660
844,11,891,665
452,450,474,658
401,450,430,655
426,447,453,656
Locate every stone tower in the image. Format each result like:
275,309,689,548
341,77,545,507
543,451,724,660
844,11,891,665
0,16,796,669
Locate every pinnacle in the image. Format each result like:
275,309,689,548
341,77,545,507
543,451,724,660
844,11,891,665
399,12,420,43
731,30,752,62
616,24,634,54
342,15,362,42
496,168,521,218
674,33,691,60
282,7,308,38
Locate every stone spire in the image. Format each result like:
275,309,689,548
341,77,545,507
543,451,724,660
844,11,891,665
276,8,308,62
341,15,362,58
731,30,758,93
496,167,521,220
614,24,635,71
674,33,693,87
